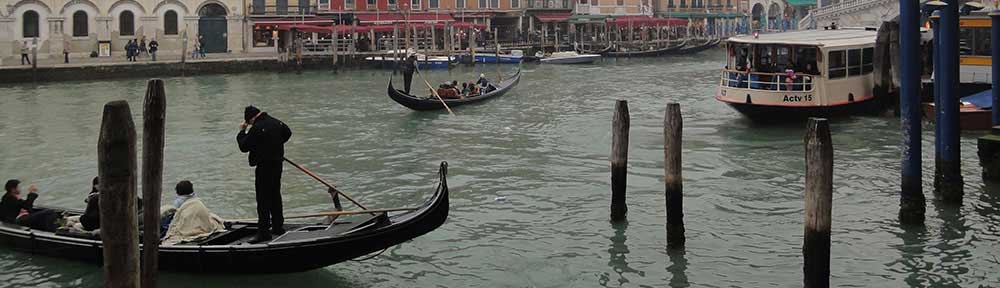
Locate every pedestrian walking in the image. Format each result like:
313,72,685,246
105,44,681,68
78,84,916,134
148,39,159,61
20,41,31,65
198,35,207,58
63,39,71,63
139,36,147,58
192,39,200,59
236,106,293,244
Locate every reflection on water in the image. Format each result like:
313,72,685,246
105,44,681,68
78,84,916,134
1,50,999,287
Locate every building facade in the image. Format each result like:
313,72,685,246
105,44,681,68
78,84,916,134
1,0,248,62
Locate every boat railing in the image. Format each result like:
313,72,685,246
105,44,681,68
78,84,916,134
720,70,817,92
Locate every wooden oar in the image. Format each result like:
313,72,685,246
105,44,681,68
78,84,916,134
283,157,368,211
228,207,419,222
414,63,455,115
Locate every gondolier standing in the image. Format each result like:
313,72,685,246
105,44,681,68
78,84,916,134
401,53,418,94
237,106,293,243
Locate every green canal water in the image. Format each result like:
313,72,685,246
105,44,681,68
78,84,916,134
0,50,998,287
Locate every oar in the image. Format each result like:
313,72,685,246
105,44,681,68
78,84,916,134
283,157,368,211
414,63,455,115
228,207,419,222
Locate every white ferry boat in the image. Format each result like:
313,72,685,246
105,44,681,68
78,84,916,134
717,28,881,120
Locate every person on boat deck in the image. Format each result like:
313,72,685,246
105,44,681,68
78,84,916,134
401,54,418,94
63,176,101,231
1,180,59,232
237,106,293,244
437,82,461,99
803,63,819,75
461,82,471,96
159,180,225,245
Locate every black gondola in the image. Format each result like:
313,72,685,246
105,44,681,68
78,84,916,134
677,38,721,54
603,40,687,57
0,162,451,274
387,68,521,111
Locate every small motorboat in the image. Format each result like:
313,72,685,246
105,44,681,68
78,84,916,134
923,89,994,130
470,50,524,63
540,51,601,64
0,162,451,273
387,68,521,111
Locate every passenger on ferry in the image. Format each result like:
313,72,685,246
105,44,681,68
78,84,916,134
0,180,59,231
803,63,819,75
160,180,225,245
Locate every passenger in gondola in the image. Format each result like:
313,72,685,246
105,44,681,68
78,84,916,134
437,82,461,99
461,82,471,96
1,180,59,232
63,176,101,231
467,81,480,96
476,74,490,94
159,180,225,245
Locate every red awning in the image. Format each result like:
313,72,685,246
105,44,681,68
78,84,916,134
609,16,687,27
356,13,455,24
534,12,571,23
450,22,488,30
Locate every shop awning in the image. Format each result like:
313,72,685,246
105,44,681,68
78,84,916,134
356,13,455,24
253,17,337,27
568,14,609,23
534,12,572,23
784,0,815,6
660,12,744,18
609,16,688,27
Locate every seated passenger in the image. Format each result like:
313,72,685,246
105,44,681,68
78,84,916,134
468,81,480,96
63,177,100,231
461,82,471,96
160,181,225,245
436,83,461,99
1,179,59,231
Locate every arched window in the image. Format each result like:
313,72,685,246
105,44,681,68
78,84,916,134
164,10,179,35
73,11,89,37
120,11,135,36
23,11,40,38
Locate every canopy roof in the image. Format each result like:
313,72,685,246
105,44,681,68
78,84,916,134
608,16,688,27
534,12,572,23
784,0,816,6
356,13,455,24
568,14,609,23
728,28,877,47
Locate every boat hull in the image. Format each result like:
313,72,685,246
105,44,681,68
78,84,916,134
722,98,880,121
0,163,451,274
541,55,601,64
922,103,993,130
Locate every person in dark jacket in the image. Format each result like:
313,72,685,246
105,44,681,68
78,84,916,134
237,106,292,243
79,176,101,231
1,179,58,232
401,54,418,94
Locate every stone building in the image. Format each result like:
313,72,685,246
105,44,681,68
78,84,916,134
0,0,248,63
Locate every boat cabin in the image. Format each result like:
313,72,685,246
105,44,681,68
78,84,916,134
717,28,878,118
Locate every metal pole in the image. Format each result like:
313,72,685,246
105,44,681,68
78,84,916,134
936,0,963,203
932,13,942,175
991,10,1000,126
898,0,924,224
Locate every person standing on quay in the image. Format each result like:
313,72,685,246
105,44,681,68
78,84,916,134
20,41,31,65
139,36,147,58
401,53,417,94
149,39,159,61
63,39,71,63
237,106,292,243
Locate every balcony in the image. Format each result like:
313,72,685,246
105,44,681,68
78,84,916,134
250,5,319,16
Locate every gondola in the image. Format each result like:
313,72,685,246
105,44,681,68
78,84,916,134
0,162,451,274
603,40,687,57
677,38,721,54
387,68,521,111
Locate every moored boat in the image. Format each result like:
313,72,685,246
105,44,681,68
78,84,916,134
387,68,521,111
0,162,451,273
365,50,457,69
540,51,601,64
604,40,686,57
470,50,524,63
716,28,882,121
923,90,994,130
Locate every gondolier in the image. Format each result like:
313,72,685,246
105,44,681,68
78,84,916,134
401,54,418,94
237,106,293,243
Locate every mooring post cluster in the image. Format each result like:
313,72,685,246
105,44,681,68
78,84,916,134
99,79,167,288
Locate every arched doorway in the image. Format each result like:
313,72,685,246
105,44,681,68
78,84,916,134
198,3,227,53
751,3,764,30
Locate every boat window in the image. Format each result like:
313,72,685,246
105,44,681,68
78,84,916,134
828,50,846,79
847,49,862,76
862,47,874,74
776,47,790,69
959,27,992,56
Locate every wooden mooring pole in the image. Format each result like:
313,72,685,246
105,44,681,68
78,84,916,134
664,103,684,249
610,100,629,222
803,118,832,288
897,0,925,224
98,101,140,288
141,80,166,288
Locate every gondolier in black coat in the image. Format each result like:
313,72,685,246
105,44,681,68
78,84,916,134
401,54,418,94
237,106,293,243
